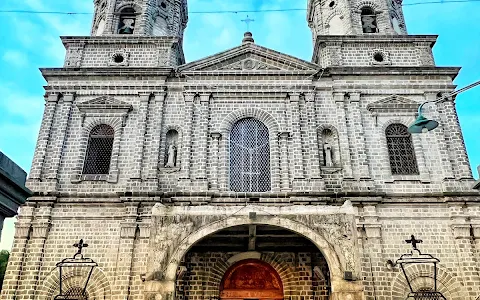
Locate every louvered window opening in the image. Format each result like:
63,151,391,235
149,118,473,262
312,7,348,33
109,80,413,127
408,291,446,300
386,124,419,175
83,125,114,175
230,118,271,192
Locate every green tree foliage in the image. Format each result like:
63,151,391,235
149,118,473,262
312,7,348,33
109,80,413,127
0,250,10,291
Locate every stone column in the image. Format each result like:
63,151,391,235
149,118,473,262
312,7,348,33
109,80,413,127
424,93,454,180
1,204,34,300
179,93,195,181
210,133,222,191
46,93,75,182
278,132,290,191
130,93,151,181
144,91,166,180
194,93,210,181
18,204,52,300
346,92,370,179
437,99,472,179
305,92,322,180
450,205,480,298
29,93,58,181
333,93,353,179
116,202,139,299
288,93,305,181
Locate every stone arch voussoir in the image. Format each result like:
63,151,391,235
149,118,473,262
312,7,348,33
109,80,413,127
217,108,281,135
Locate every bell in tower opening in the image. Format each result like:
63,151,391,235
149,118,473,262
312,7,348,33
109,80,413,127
118,7,136,34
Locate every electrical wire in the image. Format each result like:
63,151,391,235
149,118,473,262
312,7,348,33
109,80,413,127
0,0,479,16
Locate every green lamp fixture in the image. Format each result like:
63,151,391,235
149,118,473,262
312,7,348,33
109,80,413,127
408,103,439,134
408,80,480,134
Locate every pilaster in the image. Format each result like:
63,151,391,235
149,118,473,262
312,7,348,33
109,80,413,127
17,203,53,300
288,93,305,182
1,204,34,300
144,91,166,181
346,92,370,180
278,132,291,191
194,93,211,185
130,93,152,181
210,133,222,191
305,92,322,181
28,93,58,182
179,93,195,186
45,93,75,185
437,99,472,180
333,92,353,179
116,202,139,300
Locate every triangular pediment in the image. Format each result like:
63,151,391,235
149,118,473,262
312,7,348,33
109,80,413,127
76,96,133,113
367,95,419,113
179,43,320,73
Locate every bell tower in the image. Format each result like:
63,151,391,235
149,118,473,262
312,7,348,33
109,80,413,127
307,0,407,38
91,0,188,37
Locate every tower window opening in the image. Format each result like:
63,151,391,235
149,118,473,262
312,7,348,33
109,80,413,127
118,7,136,34
161,2,167,9
361,7,378,33
329,1,336,8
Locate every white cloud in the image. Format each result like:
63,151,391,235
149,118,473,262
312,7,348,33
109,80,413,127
2,50,28,67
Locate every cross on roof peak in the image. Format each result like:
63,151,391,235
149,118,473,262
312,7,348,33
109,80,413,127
241,15,255,31
73,239,89,256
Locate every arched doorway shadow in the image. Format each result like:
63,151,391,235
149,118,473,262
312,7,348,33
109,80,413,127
220,259,284,300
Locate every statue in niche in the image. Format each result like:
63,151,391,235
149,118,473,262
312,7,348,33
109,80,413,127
324,142,333,167
165,143,177,168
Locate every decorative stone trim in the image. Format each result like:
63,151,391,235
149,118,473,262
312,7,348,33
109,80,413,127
367,95,419,114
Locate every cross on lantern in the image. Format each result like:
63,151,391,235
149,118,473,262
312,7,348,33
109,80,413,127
405,235,423,250
241,15,255,31
73,239,89,256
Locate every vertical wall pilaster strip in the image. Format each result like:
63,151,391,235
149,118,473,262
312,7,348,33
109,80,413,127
104,0,117,35
305,92,321,180
289,93,305,180
346,92,370,179
29,93,58,181
180,93,195,180
116,202,139,300
145,91,166,180
210,133,222,190
333,93,353,178
46,93,75,181
278,132,290,191
438,99,472,179
424,93,454,180
1,204,34,300
131,93,151,180
195,94,210,180
19,204,52,300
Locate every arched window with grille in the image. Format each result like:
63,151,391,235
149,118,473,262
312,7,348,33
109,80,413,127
117,7,136,34
385,124,419,175
82,124,115,175
230,118,271,192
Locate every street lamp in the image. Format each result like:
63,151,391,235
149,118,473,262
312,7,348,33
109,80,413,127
408,80,480,133
387,235,446,300
55,239,98,300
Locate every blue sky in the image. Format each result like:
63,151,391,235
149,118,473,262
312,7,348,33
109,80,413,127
0,0,479,250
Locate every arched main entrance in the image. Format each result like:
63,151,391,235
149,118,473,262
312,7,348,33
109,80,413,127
220,259,283,300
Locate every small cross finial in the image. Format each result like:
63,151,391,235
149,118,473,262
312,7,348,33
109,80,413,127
405,235,423,250
73,239,89,256
241,15,255,31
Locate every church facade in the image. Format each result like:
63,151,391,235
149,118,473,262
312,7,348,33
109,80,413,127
2,0,480,299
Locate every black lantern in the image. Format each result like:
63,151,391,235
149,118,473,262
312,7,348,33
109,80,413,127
392,235,446,300
55,239,98,300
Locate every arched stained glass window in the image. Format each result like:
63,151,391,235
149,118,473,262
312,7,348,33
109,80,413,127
230,118,271,192
82,124,115,175
386,124,419,175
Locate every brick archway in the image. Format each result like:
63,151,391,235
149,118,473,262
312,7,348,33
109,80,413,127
220,259,284,300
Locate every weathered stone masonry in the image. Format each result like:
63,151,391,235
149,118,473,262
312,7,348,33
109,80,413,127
3,0,480,299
